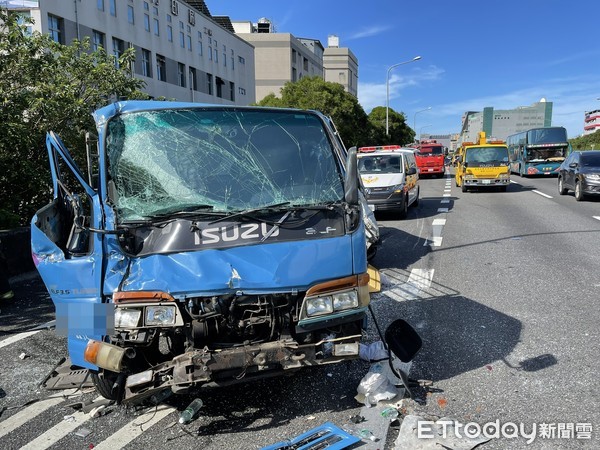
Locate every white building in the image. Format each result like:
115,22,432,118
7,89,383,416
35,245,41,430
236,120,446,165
2,0,256,104
583,109,600,135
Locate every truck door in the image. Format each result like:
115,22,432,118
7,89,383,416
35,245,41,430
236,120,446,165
31,132,109,369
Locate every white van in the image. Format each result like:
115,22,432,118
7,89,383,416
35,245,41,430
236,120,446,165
357,146,420,219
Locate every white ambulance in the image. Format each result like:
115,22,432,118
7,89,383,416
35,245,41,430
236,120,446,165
357,145,420,219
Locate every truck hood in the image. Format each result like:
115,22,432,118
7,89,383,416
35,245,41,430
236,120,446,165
107,235,360,295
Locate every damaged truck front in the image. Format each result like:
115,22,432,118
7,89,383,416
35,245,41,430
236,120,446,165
31,101,372,403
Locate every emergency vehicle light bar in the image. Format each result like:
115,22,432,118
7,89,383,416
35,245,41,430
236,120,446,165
358,145,403,153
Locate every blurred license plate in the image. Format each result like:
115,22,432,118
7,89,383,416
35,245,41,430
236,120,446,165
482,179,491,184
427,168,434,172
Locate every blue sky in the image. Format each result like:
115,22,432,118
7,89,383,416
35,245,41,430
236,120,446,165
212,0,600,138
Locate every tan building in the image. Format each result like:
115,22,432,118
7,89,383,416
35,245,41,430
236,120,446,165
232,19,357,102
323,35,358,98
3,0,256,105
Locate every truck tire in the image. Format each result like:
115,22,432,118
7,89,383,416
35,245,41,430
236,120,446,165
461,181,467,193
91,370,121,400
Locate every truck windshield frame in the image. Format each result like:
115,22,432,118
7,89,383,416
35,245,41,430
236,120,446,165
106,109,345,222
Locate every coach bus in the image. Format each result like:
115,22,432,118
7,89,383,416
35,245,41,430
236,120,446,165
506,126,570,177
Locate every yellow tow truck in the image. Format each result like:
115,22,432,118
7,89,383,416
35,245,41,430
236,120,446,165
455,132,510,192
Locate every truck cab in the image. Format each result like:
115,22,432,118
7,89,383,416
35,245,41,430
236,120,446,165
455,132,510,192
31,101,376,403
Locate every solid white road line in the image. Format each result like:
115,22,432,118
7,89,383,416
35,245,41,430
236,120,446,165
437,208,449,213
533,190,553,199
593,216,600,221
432,219,446,226
93,405,177,450
443,193,451,197
0,330,42,349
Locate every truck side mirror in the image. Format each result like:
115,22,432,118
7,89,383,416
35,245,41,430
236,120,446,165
345,147,358,205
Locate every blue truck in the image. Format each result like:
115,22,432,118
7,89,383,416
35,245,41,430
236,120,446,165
30,101,387,403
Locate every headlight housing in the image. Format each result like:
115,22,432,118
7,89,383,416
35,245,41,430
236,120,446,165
583,173,600,180
305,290,360,317
390,184,404,193
145,305,176,326
114,308,142,328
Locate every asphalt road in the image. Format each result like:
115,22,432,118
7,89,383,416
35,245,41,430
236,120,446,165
1,170,599,449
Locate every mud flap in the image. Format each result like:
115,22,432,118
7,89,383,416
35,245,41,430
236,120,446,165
261,421,359,450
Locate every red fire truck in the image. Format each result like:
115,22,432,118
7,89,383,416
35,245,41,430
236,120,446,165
414,139,446,177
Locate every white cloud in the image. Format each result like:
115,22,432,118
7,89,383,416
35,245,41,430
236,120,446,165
358,65,444,111
346,25,392,41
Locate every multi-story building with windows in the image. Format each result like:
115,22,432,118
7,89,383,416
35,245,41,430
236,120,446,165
583,109,600,135
2,0,256,105
459,99,553,143
231,19,358,102
323,35,358,98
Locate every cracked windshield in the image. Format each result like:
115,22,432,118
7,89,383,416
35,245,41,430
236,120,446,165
106,109,344,222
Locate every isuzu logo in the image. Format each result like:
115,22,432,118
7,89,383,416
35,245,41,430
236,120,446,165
194,223,279,245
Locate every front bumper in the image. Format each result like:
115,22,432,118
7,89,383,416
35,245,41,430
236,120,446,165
364,191,404,210
122,335,362,402
463,178,509,187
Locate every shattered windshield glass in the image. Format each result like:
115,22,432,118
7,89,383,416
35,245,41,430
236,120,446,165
106,108,345,222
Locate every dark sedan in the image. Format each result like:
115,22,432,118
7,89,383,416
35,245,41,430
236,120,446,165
557,150,600,201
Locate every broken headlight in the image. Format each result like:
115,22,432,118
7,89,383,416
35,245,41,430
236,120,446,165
114,308,142,328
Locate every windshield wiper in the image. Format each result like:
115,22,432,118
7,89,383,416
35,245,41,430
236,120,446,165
146,204,215,218
209,202,290,225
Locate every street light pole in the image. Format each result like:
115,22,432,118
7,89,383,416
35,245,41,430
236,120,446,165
386,56,422,136
413,106,431,138
419,124,432,141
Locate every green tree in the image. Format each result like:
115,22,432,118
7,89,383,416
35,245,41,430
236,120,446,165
0,8,147,227
256,76,370,148
367,106,415,145
569,132,600,151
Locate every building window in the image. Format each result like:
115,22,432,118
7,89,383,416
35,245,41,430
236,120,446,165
208,46,212,61
229,82,235,102
153,6,159,15
238,55,245,65
141,48,152,77
47,14,63,44
214,48,218,63
144,14,150,31
198,41,203,56
97,0,104,12
292,49,296,64
167,14,172,23
206,73,213,95
216,77,223,98
292,67,297,82
189,67,197,91
112,37,125,68
238,87,246,96
143,1,149,11
109,0,116,17
179,32,184,48
303,57,308,71
186,35,192,51
178,63,186,87
167,25,173,42
153,18,160,35
156,54,166,81
179,20,184,30
92,30,105,51
127,5,134,24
